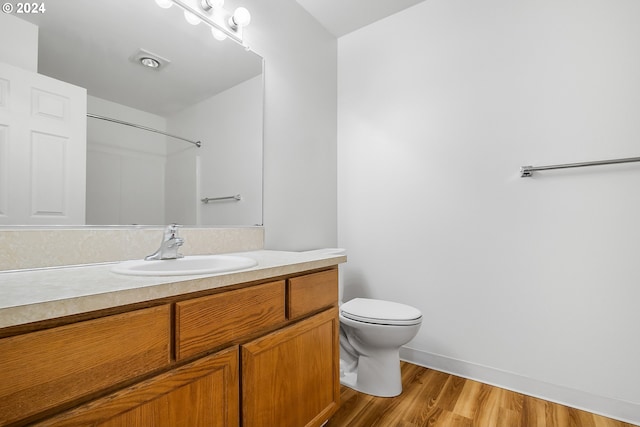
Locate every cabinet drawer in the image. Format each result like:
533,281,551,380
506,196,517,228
176,281,286,360
0,305,171,426
287,269,338,319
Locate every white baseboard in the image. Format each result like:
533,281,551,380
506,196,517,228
400,346,639,426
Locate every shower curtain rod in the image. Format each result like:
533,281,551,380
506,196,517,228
520,155,640,177
87,113,201,148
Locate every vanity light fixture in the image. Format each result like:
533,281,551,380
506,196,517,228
154,0,251,47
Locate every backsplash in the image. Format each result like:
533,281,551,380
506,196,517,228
0,227,264,271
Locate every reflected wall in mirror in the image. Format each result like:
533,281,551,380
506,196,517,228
0,0,263,226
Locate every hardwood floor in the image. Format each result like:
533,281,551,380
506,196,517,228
326,362,637,427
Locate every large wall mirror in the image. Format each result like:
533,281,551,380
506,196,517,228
1,0,263,227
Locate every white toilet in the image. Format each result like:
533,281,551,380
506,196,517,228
339,297,422,397
304,248,422,397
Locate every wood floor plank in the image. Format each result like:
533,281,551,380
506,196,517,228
571,407,597,427
404,369,452,426
474,385,507,427
326,362,637,427
546,400,573,427
452,379,484,419
437,375,467,412
522,395,548,427
430,408,473,427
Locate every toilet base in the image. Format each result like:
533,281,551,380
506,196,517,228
340,348,403,397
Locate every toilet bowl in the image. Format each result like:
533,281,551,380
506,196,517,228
339,298,422,397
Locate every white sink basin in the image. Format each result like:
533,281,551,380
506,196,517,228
112,255,258,276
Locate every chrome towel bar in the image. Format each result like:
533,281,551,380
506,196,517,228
87,113,201,148
201,194,242,203
520,156,640,177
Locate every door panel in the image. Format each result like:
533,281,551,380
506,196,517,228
0,61,86,224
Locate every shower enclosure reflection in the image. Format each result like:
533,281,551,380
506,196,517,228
84,74,263,226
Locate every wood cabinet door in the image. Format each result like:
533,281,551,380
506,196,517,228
38,347,240,427
242,308,340,427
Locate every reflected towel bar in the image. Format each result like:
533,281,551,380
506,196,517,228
87,113,201,148
201,194,242,203
520,156,640,177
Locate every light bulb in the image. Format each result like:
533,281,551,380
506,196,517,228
155,0,173,8
201,0,224,10
211,27,227,41
140,57,160,68
184,10,201,25
230,7,251,28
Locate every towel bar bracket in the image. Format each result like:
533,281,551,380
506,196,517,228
520,166,533,177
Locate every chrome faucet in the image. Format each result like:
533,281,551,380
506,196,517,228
145,224,184,261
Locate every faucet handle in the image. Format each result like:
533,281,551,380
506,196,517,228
165,223,181,238
146,224,185,261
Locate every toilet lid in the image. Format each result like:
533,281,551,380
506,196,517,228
340,298,422,326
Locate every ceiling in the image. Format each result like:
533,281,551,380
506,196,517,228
295,0,427,37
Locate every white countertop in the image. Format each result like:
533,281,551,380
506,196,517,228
0,250,346,328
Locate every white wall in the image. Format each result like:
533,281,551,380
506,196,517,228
338,0,640,423
166,76,262,226
239,0,338,250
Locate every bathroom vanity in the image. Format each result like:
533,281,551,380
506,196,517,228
0,250,344,427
